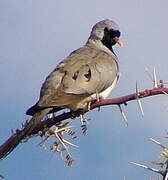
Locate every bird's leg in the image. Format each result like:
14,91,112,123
87,101,91,111
96,90,100,102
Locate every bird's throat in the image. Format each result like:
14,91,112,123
101,38,116,55
87,39,115,55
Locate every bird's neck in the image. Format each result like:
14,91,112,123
86,38,115,56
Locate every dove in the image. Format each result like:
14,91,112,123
25,19,123,135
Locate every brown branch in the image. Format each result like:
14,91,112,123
0,87,168,160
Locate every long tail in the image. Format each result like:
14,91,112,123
22,108,52,137
0,108,52,159
26,103,63,116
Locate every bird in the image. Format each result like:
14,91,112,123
25,19,123,136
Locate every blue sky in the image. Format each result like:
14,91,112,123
1,0,168,179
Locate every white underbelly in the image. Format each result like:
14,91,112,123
68,76,119,110
99,76,118,99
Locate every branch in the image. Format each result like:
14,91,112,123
0,87,168,160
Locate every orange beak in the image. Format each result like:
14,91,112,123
114,37,124,47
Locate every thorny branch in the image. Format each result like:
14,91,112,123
130,137,168,180
0,87,168,161
33,87,168,134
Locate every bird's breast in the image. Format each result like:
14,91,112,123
68,74,119,111
99,75,119,99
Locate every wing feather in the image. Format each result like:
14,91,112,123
38,45,119,107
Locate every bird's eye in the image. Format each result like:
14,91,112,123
104,27,121,38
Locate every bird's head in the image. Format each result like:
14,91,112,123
88,19,123,53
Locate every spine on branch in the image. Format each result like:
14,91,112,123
0,87,167,160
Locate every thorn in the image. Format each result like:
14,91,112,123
153,67,158,88
54,128,72,157
161,90,168,97
136,81,144,116
62,139,78,148
149,138,166,149
129,161,160,174
118,104,128,126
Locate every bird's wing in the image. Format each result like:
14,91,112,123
38,45,119,107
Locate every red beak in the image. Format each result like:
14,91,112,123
114,37,124,47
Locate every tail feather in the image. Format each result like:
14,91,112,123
26,103,40,116
23,108,52,136
26,103,63,116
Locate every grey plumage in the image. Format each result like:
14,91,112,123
26,19,123,134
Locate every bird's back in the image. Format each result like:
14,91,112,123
37,43,119,110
